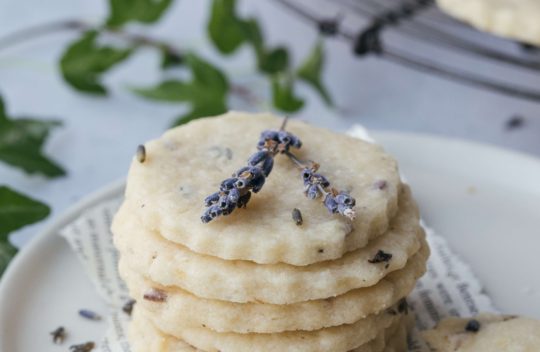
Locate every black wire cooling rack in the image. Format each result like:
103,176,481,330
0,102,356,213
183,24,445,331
274,0,540,102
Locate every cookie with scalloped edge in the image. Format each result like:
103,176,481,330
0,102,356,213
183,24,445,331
114,185,422,304
120,242,428,333
437,0,540,45
119,111,401,265
129,307,409,352
422,313,540,351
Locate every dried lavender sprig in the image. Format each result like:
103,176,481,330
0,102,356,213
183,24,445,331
285,151,356,220
201,120,302,223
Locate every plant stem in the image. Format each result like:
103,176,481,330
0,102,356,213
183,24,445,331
0,19,85,52
0,19,260,107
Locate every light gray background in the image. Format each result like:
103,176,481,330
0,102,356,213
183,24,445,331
1,0,539,246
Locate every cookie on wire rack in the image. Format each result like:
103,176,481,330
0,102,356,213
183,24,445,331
437,0,540,46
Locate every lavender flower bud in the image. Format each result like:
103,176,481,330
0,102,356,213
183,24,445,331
257,130,279,150
222,202,237,216
233,166,250,177
220,178,237,192
335,193,356,207
237,191,251,208
262,157,274,177
306,184,320,199
235,178,248,189
312,173,330,188
324,194,338,213
204,192,220,207
338,204,356,220
201,205,223,223
218,195,230,209
302,168,313,185
248,151,269,166
228,188,240,204
250,173,266,193
278,130,292,145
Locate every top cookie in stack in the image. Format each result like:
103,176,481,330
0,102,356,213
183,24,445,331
112,112,430,352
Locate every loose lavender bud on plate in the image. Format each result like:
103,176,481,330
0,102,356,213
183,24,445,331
50,326,66,344
69,342,95,352
122,299,136,316
78,309,101,321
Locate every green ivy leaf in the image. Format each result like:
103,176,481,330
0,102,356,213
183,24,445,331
259,47,289,75
0,96,65,177
297,40,333,106
0,241,17,277
0,186,50,241
172,100,227,126
131,80,193,102
185,53,228,96
208,0,247,54
60,30,133,95
271,75,304,113
107,0,174,27
241,19,264,53
132,53,229,126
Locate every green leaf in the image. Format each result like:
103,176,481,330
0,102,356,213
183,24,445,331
0,241,17,277
297,40,333,106
0,186,50,241
131,53,229,126
131,80,193,102
271,75,304,113
60,30,133,95
107,0,174,27
208,0,247,54
172,100,227,126
259,47,289,75
241,19,264,53
185,53,228,95
0,96,65,177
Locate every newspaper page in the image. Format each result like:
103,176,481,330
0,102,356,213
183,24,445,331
59,126,498,351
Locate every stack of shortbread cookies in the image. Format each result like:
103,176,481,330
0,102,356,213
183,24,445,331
112,112,430,352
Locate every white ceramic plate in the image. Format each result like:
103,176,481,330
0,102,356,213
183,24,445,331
1,132,539,352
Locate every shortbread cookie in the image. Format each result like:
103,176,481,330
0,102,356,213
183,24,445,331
422,314,540,351
118,112,401,265
437,0,540,45
129,308,409,352
140,306,407,352
114,185,421,304
120,242,428,333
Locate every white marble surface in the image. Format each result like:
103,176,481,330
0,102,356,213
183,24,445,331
0,0,539,246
